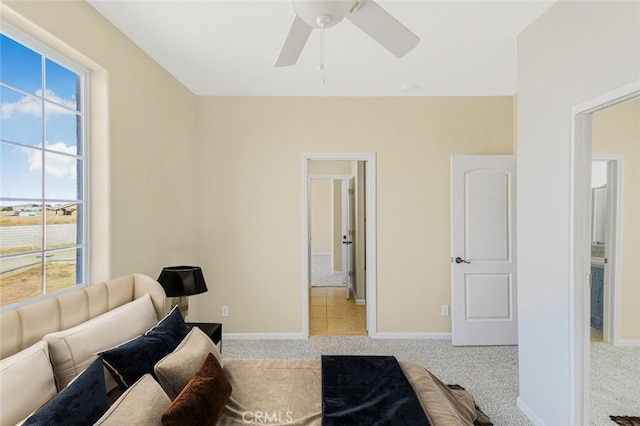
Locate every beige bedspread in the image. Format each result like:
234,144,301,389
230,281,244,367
219,359,478,426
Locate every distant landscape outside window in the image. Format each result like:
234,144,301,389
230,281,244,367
0,31,87,308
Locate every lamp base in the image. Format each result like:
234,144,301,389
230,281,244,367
170,296,189,320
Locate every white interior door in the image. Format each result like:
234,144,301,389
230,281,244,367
341,178,350,290
451,155,517,346
343,178,355,299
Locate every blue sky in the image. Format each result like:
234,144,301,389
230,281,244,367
1,33,82,204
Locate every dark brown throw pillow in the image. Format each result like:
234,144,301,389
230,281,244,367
161,353,232,426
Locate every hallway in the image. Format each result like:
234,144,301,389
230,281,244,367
309,287,366,336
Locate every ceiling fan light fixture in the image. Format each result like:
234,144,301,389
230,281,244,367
276,0,419,68
292,0,354,29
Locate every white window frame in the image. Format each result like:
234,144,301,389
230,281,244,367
0,22,90,311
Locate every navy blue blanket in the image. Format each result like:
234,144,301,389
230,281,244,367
321,355,431,426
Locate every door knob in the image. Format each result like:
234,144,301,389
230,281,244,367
342,241,353,245
455,257,470,264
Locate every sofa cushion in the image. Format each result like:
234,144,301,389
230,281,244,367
154,326,223,400
94,374,171,426
23,358,109,426
100,306,189,389
161,353,231,426
43,294,157,389
0,340,57,426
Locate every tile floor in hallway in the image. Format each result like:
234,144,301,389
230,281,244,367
309,286,366,336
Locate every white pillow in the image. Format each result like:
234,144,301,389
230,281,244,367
43,294,157,389
94,374,170,426
154,327,223,400
0,340,57,426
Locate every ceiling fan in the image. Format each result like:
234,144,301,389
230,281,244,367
275,0,419,67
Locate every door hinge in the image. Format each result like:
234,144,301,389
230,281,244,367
604,257,608,264
348,188,354,195
348,271,354,277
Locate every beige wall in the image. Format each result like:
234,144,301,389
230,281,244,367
3,1,199,281
311,180,331,253
592,98,640,341
190,97,514,333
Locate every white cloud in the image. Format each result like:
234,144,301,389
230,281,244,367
1,89,77,119
1,93,41,117
21,141,77,179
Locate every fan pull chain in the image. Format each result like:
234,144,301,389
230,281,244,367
319,24,325,85
315,15,330,85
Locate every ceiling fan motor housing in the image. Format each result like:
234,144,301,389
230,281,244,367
291,0,355,28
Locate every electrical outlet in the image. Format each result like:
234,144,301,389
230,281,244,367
221,305,229,317
441,305,449,317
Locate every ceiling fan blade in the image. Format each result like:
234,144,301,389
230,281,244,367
275,15,313,67
346,0,419,58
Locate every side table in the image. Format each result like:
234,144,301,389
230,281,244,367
186,322,222,354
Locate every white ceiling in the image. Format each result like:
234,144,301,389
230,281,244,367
87,0,556,97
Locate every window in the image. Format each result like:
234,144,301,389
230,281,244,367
0,28,88,308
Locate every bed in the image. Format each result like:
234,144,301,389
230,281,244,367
220,358,486,425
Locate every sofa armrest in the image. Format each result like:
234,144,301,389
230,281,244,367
132,273,169,320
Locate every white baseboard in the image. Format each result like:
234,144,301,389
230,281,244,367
517,396,547,426
223,332,305,340
311,252,331,256
371,332,451,340
355,298,366,305
223,332,454,340
618,339,640,347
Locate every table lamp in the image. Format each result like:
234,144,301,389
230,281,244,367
157,266,208,319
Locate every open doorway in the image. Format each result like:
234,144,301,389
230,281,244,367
571,82,639,424
587,99,639,424
308,161,366,336
301,153,377,338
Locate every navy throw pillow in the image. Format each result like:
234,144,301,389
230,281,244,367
24,358,109,425
99,306,189,389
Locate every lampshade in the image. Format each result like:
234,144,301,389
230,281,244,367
157,266,208,297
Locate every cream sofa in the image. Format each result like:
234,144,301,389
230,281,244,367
0,274,168,426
